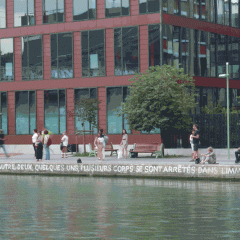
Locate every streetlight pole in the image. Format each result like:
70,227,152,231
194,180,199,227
219,62,230,160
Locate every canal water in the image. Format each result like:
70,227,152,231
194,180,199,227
0,175,240,239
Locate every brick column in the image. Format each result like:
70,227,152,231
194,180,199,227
98,87,106,133
43,35,51,80
36,90,44,131
65,0,73,22
14,37,22,82
7,0,13,28
35,0,43,25
105,29,114,76
8,92,15,135
73,32,81,78
130,0,139,16
97,0,105,19
66,89,75,135
139,25,148,73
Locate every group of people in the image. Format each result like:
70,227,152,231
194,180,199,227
190,124,217,164
32,129,68,161
94,129,128,162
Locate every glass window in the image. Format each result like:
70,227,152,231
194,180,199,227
173,26,180,69
193,0,200,19
106,0,129,17
162,24,173,65
148,25,160,67
51,32,73,79
181,0,189,16
81,30,105,77
231,0,239,27
199,31,208,76
74,88,98,134
0,38,14,82
217,0,224,24
114,27,139,76
139,0,159,14
22,35,43,80
209,0,216,22
217,35,226,75
14,0,35,27
0,0,6,28
163,0,168,12
229,37,239,79
73,0,96,21
210,33,216,77
224,0,230,25
0,92,7,134
107,87,130,134
15,91,36,135
44,90,66,134
181,27,190,74
43,0,64,24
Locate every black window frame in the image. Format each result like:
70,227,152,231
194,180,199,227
0,91,7,134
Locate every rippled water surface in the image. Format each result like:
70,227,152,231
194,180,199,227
0,176,240,239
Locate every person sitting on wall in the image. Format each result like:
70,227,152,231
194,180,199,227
235,147,240,163
200,147,217,164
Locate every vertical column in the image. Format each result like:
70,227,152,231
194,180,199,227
65,0,73,22
105,29,114,76
66,89,75,135
7,0,14,28
35,0,43,25
139,25,148,73
37,90,44,131
130,0,139,16
98,87,107,133
43,35,51,80
74,32,81,78
14,37,22,82
8,92,15,135
97,0,105,19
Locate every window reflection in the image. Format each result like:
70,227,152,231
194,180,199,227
51,32,73,79
114,27,139,76
15,91,36,134
81,30,105,77
139,0,159,13
14,0,35,27
73,0,96,21
74,88,98,134
231,0,239,27
0,38,14,81
107,87,130,134
0,0,6,28
22,35,43,80
44,90,66,134
148,25,160,67
43,0,64,24
0,92,7,134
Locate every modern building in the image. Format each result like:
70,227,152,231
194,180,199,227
0,0,240,150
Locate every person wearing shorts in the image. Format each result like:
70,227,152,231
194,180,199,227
192,124,200,163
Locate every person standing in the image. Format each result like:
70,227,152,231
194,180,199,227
0,130,9,158
120,129,128,159
35,131,43,161
192,124,200,163
61,132,68,158
43,130,50,160
32,129,38,158
189,130,195,162
94,132,104,162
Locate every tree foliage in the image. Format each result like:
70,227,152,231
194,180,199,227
68,98,101,130
119,65,197,134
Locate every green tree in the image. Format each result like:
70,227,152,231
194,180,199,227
119,65,197,143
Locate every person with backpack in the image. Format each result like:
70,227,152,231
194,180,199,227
43,130,51,160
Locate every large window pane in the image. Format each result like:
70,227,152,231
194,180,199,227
73,0,96,20
0,0,6,28
139,0,159,14
107,87,130,134
173,26,180,69
217,0,224,24
44,90,66,134
51,32,73,79
231,0,239,27
1,38,14,81
81,30,105,77
74,88,98,134
43,0,64,24
148,25,160,67
181,0,189,16
15,91,36,135
229,37,239,79
181,28,190,74
163,24,173,65
22,35,43,80
0,92,7,134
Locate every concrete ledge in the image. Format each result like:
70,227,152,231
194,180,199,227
0,162,240,180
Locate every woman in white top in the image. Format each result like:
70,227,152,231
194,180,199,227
190,130,194,161
94,132,104,161
61,132,69,158
32,129,38,158
120,129,128,159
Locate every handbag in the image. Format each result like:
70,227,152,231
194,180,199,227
60,142,63,150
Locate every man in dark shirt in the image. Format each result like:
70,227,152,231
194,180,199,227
191,124,200,163
0,130,9,158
